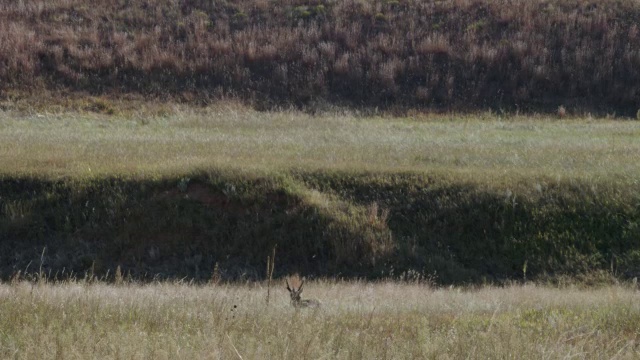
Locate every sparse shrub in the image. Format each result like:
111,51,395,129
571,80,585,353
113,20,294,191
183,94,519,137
210,262,221,285
114,265,123,285
557,105,567,118
385,0,401,7
84,98,116,115
231,11,248,29
466,19,488,32
415,87,430,101
291,6,312,19
178,177,190,192
10,270,21,286
366,202,389,230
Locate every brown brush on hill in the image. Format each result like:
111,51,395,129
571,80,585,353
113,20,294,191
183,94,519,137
0,0,638,114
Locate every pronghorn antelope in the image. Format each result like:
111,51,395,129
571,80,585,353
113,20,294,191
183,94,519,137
286,278,321,308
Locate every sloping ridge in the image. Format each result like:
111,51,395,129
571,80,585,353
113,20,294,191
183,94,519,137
0,170,638,283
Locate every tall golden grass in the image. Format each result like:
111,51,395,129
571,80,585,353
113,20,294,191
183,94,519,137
0,281,638,359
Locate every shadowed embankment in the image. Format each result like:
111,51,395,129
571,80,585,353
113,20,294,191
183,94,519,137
1,170,638,284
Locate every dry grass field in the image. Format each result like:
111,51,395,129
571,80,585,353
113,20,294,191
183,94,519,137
0,280,638,359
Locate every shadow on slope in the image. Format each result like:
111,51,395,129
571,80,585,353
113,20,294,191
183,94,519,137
0,170,638,284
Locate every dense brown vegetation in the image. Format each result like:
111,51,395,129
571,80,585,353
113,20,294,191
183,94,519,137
1,0,639,113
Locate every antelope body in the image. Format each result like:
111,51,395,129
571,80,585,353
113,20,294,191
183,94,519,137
286,279,321,308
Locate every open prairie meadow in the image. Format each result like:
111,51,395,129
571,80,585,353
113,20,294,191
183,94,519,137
1,106,639,181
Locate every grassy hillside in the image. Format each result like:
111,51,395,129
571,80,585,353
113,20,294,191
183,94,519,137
1,282,639,359
0,107,638,283
1,0,639,114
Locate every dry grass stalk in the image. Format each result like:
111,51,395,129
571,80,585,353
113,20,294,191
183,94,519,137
211,262,221,285
114,265,123,286
367,201,389,229
265,245,276,305
10,270,21,286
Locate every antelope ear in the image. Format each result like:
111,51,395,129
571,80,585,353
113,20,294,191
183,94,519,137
285,279,292,292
